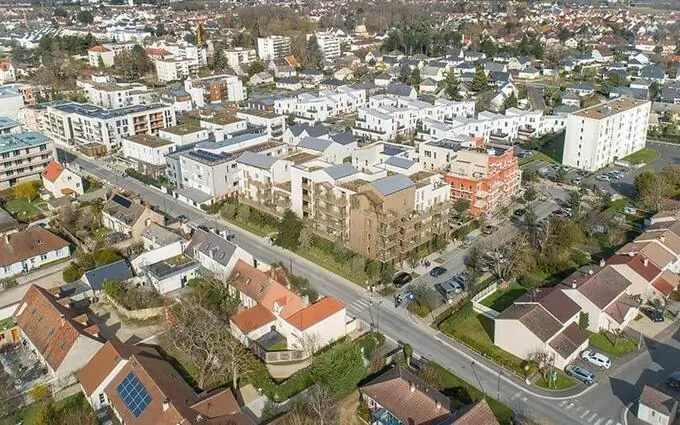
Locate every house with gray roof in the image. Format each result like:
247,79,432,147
81,259,134,294
282,123,330,146
640,65,666,83
237,151,278,170
371,174,415,196
385,83,417,99
187,229,255,277
382,156,419,175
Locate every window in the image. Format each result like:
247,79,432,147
99,393,106,404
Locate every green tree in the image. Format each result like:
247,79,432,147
471,65,489,92
524,185,537,204
634,170,672,211
578,312,590,329
567,190,582,217
298,225,313,252
403,343,413,366
311,343,365,398
62,263,84,283
452,198,471,215
53,7,69,18
76,10,94,24
650,81,662,100
306,35,323,68
444,70,460,100
247,60,265,77
480,37,499,57
276,210,303,250
211,44,228,71
399,63,411,83
410,68,421,89
504,91,518,110
12,181,38,201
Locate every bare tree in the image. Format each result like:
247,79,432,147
60,409,98,425
468,228,531,280
305,385,338,425
167,301,255,389
292,332,322,358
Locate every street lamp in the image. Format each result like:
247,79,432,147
471,361,486,400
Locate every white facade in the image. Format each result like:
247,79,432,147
76,79,151,109
236,110,286,139
562,98,651,171
121,136,174,166
309,31,341,60
42,165,84,198
225,48,257,69
155,57,199,82
184,74,245,107
274,86,367,124
278,304,347,351
257,36,292,61
0,89,25,120
1,242,69,279
0,62,16,83
88,43,137,68
158,126,209,147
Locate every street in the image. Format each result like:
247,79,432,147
63,147,618,425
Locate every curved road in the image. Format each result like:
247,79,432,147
62,148,611,425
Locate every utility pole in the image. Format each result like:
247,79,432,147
497,367,503,401
471,361,486,400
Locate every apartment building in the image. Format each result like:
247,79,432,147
148,41,208,67
0,88,25,120
3,83,35,106
121,134,175,176
0,61,16,83
308,31,341,60
44,102,176,152
0,132,54,190
154,57,199,82
158,125,208,147
348,173,450,263
562,98,651,171
236,109,286,139
184,74,246,107
274,86,367,124
76,79,151,109
225,47,257,69
419,138,520,216
257,36,292,61
0,118,20,135
200,116,248,139
87,42,137,67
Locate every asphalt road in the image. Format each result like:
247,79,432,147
61,147,597,425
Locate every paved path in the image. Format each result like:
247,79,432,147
0,260,69,309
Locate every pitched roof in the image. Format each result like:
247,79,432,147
89,45,111,53
384,156,416,170
514,287,580,324
617,241,675,269
102,194,147,226
82,259,134,291
640,385,678,416
187,229,237,267
570,266,631,309
497,303,563,343
548,322,588,360
652,270,680,296
41,160,65,182
330,131,355,146
371,174,415,196
451,400,500,425
325,163,357,180
298,136,333,152
605,293,639,325
385,83,414,97
285,297,344,331
237,151,277,170
230,304,275,334
0,227,69,268
607,253,662,282
360,365,453,425
78,338,137,396
14,285,104,371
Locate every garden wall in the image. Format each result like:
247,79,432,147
104,294,168,320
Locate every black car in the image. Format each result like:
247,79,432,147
667,370,680,390
393,272,413,288
429,266,447,277
513,208,526,218
177,214,189,223
481,225,498,235
642,307,664,323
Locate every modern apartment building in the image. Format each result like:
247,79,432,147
44,102,176,152
257,36,292,61
419,138,520,217
562,98,651,171
184,74,245,107
0,132,55,189
0,88,25,120
121,134,175,176
3,83,35,105
158,125,209,147
274,86,367,124
76,79,151,109
308,31,341,60
154,57,199,82
87,42,137,67
236,109,286,139
225,47,257,69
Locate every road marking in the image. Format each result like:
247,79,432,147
346,298,373,316
604,420,613,425
580,409,590,418
559,400,567,407
594,418,604,425
587,413,597,423
566,402,574,410
521,397,527,402
511,393,522,401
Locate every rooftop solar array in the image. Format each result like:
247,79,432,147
116,372,152,418
188,149,230,164
112,194,132,209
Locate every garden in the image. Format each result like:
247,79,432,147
1,181,46,221
588,331,638,358
479,282,527,312
0,392,96,425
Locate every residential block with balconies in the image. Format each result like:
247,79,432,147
0,132,55,190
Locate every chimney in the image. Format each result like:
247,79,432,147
643,258,649,267
3,233,8,244
628,251,634,257
571,280,577,289
659,235,666,244
599,259,605,267
409,382,415,392
436,400,441,410
162,399,171,412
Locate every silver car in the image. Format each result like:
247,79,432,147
566,364,595,385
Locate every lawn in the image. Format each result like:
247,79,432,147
622,147,660,165
588,331,638,358
519,151,557,167
3,197,42,220
479,282,527,312
438,304,527,376
1,393,93,425
83,177,103,193
223,215,276,237
535,369,577,390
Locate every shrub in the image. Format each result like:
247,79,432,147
62,262,84,283
104,281,164,310
30,383,51,402
407,302,431,317
1,279,18,290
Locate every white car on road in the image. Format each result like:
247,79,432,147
581,350,611,369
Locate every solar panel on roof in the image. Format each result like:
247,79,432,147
116,372,152,418
112,194,132,209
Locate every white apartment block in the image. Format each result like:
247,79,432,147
225,48,257,69
184,74,245,107
199,116,248,140
148,42,208,67
562,98,651,171
158,125,209,147
0,61,16,83
308,31,341,60
257,36,292,61
0,88,24,120
76,79,151,109
44,102,176,152
236,110,286,139
87,42,137,68
0,132,54,190
155,57,199,82
274,86,367,124
121,134,174,167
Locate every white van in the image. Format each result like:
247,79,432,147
581,350,611,369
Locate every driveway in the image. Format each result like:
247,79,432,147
89,301,164,345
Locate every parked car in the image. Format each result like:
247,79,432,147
462,235,477,247
513,208,526,218
565,365,595,385
429,266,447,277
481,225,498,235
581,350,611,369
177,214,189,223
641,307,665,323
571,178,582,186
667,370,680,390
393,272,413,288
596,174,611,182
435,281,462,300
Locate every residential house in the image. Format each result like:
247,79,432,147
637,385,677,425
276,77,302,91
566,82,596,97
495,287,588,369
518,67,541,80
374,73,393,87
81,259,135,296
0,227,70,279
419,78,439,94
14,285,104,389
41,160,83,198
143,254,199,294
249,72,274,86
101,193,165,239
385,83,417,99
359,365,500,425
77,342,254,424
640,65,667,84
186,228,255,278
282,123,330,146
0,60,16,83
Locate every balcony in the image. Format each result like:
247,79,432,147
489,131,510,143
518,126,536,135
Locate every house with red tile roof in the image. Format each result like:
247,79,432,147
0,60,15,83
78,342,253,425
495,287,588,369
41,160,83,198
228,260,347,358
14,285,104,388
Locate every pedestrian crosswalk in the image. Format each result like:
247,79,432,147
557,400,621,425
346,297,375,317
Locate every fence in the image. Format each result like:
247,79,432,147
471,281,501,319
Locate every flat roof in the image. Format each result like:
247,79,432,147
125,134,173,148
572,98,649,120
201,116,244,125
51,102,169,120
160,124,204,136
0,132,49,153
238,109,282,119
282,152,319,165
